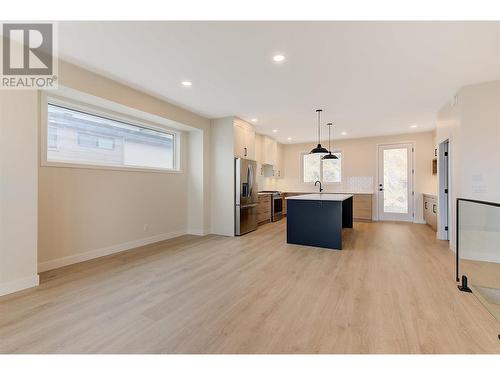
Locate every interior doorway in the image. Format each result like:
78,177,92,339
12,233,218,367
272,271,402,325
438,139,450,241
377,143,415,221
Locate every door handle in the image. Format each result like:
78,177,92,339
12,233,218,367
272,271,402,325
432,204,436,214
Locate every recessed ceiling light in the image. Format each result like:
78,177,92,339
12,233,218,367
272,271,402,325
410,125,418,128
272,54,285,62
251,118,258,123
341,131,347,136
287,137,292,141
181,81,192,87
272,129,278,133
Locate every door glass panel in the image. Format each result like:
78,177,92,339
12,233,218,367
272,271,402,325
383,148,408,213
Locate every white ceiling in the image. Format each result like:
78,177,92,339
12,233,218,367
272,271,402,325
58,21,500,143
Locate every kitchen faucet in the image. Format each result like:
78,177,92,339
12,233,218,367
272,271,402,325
314,180,323,193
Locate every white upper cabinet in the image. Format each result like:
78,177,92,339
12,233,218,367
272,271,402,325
233,118,255,159
254,134,265,176
263,140,284,178
263,136,277,165
275,142,284,178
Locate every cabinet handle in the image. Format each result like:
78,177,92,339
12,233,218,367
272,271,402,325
244,147,247,157
432,204,436,214
425,202,428,209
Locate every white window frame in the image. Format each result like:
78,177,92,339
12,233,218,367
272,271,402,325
300,150,343,185
41,94,182,174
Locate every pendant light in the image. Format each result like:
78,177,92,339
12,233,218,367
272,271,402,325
310,109,329,155
322,122,339,160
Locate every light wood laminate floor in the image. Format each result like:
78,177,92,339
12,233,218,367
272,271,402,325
0,220,499,353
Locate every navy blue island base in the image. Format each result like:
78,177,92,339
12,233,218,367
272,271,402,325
286,194,353,250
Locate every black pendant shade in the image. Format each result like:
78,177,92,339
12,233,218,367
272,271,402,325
323,152,338,160
311,144,329,154
310,109,329,155
322,122,339,160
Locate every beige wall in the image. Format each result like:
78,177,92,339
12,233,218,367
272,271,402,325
210,117,235,236
275,131,437,222
38,145,189,268
36,61,211,272
0,91,39,295
436,80,500,252
0,60,212,292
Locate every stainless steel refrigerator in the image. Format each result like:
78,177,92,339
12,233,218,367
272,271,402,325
235,158,258,235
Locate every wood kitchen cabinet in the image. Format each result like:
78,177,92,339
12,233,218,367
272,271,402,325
257,194,272,224
233,118,255,159
352,194,373,221
423,194,437,231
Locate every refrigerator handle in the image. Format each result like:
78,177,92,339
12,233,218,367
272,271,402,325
235,158,241,204
247,164,254,197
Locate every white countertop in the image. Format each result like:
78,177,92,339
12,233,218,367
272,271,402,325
285,193,354,201
285,191,373,195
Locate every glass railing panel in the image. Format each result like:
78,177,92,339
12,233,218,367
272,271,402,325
458,199,500,321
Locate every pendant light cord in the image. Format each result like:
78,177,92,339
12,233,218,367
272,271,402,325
316,109,322,144
328,124,331,151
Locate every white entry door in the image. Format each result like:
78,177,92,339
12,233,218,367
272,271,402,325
377,143,414,221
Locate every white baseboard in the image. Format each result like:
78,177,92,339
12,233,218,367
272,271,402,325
413,219,426,224
0,274,39,297
187,228,209,236
38,230,186,273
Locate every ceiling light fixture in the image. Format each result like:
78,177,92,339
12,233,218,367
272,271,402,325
272,129,278,133
310,109,329,155
181,81,192,87
410,125,418,128
341,131,347,136
251,118,258,123
322,122,339,160
273,54,285,62
287,137,292,141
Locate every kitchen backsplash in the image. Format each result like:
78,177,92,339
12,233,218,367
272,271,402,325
271,175,374,193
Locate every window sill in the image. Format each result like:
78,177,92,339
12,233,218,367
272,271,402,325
41,160,183,174
302,181,342,185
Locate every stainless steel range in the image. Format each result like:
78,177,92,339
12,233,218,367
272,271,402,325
260,191,283,222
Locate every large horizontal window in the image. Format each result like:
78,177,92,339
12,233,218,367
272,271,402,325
302,152,342,183
46,103,177,171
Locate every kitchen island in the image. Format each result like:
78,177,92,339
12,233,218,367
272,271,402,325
286,194,353,250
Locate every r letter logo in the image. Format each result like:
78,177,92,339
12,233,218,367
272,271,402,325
1,23,58,89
